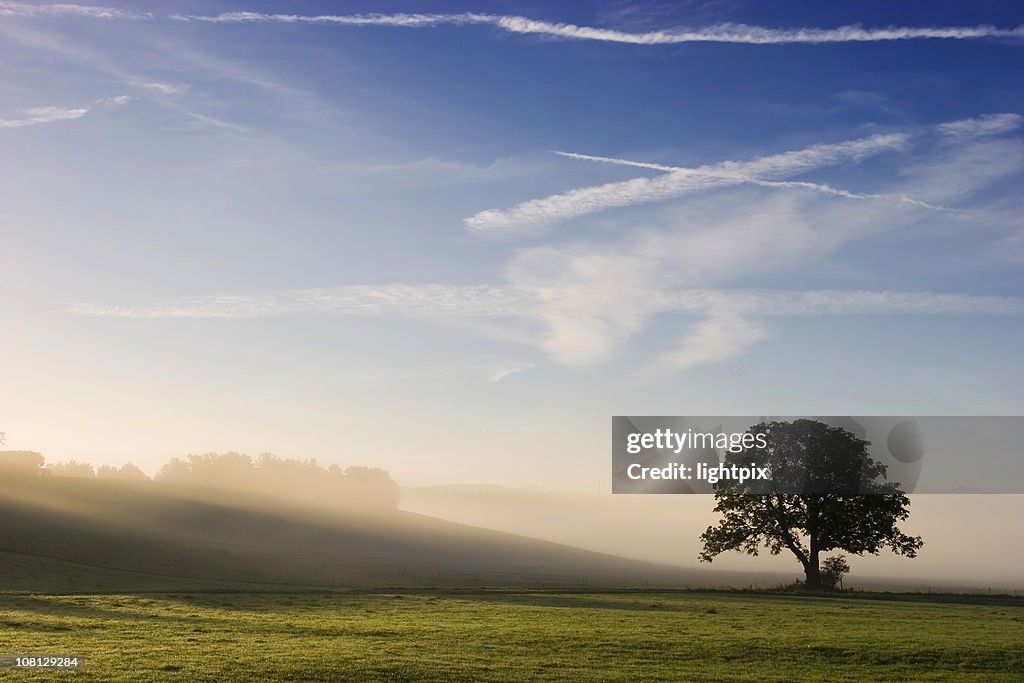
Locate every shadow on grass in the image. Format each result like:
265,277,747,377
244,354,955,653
0,594,136,621
444,591,702,613
0,594,244,631
444,587,1024,609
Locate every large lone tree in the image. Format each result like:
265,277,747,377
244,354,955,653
699,419,923,588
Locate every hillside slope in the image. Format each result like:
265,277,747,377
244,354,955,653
0,477,728,591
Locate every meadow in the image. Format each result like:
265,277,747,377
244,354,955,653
1,590,1021,682
1,478,1021,680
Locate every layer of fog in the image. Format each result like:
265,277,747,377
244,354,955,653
402,486,1024,590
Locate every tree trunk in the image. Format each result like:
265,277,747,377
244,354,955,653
805,497,822,589
804,555,821,588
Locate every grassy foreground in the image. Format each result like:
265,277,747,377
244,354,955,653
1,590,1021,682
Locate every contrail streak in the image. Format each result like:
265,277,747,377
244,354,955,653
554,151,955,211
3,4,1022,47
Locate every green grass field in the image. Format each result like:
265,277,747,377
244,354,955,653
2,590,1021,682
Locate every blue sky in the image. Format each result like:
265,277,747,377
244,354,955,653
1,1,1022,489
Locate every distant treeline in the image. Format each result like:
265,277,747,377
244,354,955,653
0,450,400,509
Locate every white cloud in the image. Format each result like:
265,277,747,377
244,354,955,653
650,314,767,373
67,284,525,319
898,138,1024,204
0,1,139,19
489,362,535,382
132,81,189,95
7,5,1022,47
68,285,1024,320
62,116,1024,374
937,113,1023,141
66,129,1024,373
673,289,1024,316
0,6,324,128
491,124,1024,367
0,95,131,128
170,11,493,28
465,133,908,236
0,105,89,128
469,112,1023,237
490,17,1024,45
500,189,845,364
645,287,1024,370
169,10,1024,46
555,150,953,212
69,282,1024,374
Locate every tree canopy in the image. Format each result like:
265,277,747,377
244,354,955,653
699,419,923,588
0,450,46,477
157,452,401,509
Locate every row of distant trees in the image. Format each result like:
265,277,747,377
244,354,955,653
158,452,401,509
47,458,148,480
0,448,400,509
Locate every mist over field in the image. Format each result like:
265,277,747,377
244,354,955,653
0,446,1019,592
401,486,1024,589
0,450,753,591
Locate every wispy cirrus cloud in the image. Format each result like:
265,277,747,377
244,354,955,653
668,289,1024,316
488,16,1024,45
468,112,1024,237
489,362,536,383
499,121,1023,368
465,133,909,235
131,81,189,95
937,113,1023,141
68,284,1024,375
171,11,1024,46
643,287,1024,373
649,313,766,374
66,112,1024,373
0,95,128,128
0,1,140,19
0,104,88,128
170,11,491,28
67,284,525,320
655,288,1024,372
97,94,131,105
4,4,1022,47
554,150,953,212
68,285,1024,320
